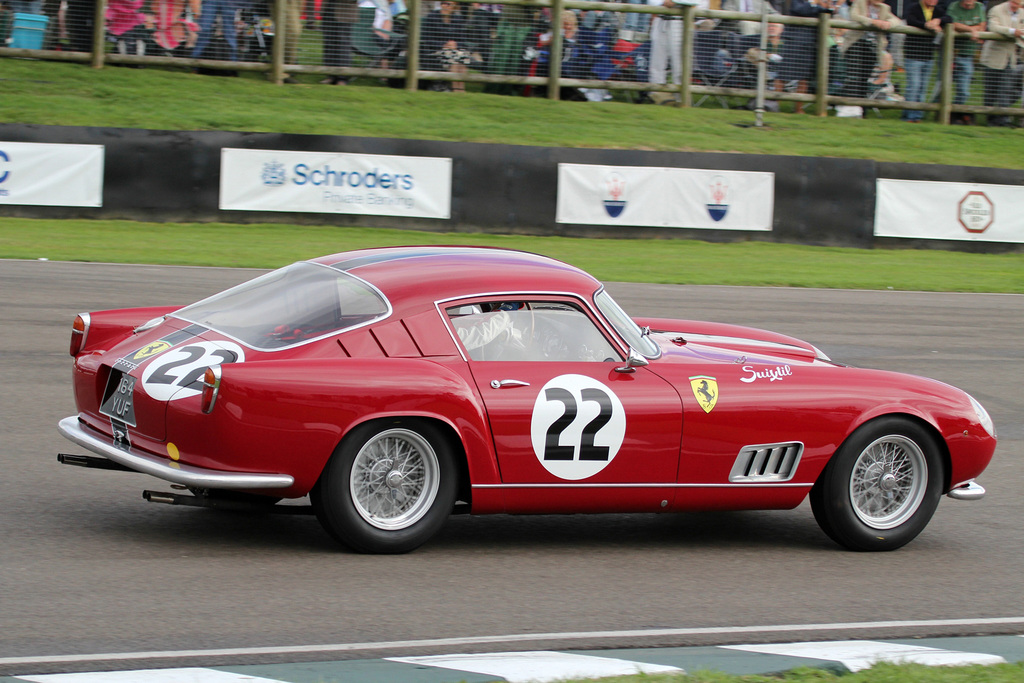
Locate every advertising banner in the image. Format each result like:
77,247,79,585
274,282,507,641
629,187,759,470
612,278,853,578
0,142,104,207
556,164,775,231
220,148,452,219
876,179,1024,243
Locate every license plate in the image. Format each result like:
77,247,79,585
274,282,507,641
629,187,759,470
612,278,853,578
100,368,138,427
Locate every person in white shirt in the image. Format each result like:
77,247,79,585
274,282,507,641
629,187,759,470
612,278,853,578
979,0,1024,126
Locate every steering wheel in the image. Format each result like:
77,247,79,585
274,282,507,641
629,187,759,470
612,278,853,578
530,314,573,360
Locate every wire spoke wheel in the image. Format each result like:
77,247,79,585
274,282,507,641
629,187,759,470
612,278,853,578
313,420,457,553
350,429,439,530
809,417,943,551
849,435,927,530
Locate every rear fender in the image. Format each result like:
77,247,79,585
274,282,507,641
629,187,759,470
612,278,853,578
179,357,497,496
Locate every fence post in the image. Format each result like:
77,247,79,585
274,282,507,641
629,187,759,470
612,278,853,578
548,0,564,100
938,23,954,124
406,0,421,91
753,1,770,125
271,0,287,83
680,4,694,107
91,0,107,69
814,10,830,116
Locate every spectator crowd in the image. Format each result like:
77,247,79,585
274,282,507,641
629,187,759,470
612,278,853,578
2,0,1022,123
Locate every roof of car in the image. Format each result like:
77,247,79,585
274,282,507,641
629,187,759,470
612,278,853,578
310,247,603,308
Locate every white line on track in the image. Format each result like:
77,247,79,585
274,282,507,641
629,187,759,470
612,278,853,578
3,617,1023,667
387,652,683,682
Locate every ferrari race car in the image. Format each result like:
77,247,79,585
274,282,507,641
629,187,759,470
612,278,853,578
59,246,995,553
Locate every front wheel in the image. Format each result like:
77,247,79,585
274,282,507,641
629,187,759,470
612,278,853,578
810,417,944,551
312,420,457,553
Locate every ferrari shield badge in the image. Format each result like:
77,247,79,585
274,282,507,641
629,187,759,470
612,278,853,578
689,375,719,413
132,340,172,361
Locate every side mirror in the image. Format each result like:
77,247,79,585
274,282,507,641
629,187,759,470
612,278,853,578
615,348,650,373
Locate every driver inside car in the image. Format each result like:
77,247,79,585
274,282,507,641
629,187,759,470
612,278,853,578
449,303,527,359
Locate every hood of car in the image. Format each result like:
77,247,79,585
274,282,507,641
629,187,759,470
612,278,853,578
650,331,821,365
634,317,826,365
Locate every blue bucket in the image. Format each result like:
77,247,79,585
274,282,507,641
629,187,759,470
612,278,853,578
10,13,49,50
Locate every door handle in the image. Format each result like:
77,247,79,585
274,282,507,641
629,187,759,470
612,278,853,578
490,379,531,389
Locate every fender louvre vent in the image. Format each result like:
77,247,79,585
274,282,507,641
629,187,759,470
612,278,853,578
729,442,804,483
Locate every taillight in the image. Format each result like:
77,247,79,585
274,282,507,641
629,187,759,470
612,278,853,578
201,365,222,414
70,313,90,357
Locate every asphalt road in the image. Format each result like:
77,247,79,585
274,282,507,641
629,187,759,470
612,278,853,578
2,259,1022,675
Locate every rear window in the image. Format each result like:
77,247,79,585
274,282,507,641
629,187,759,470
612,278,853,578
174,262,390,350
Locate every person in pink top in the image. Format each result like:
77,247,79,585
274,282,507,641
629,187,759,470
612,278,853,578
152,0,197,52
106,0,155,54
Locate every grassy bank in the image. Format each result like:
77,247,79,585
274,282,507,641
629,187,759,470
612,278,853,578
3,59,1024,169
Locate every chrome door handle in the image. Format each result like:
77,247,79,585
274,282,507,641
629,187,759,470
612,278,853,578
490,379,531,389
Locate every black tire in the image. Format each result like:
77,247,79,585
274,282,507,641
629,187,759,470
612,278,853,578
312,420,457,553
810,416,944,552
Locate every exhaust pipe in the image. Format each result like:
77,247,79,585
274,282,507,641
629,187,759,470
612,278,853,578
142,490,313,515
58,453,134,472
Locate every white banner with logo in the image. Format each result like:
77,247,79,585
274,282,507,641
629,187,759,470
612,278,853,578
0,142,104,207
556,164,774,231
220,148,451,219
875,179,1024,243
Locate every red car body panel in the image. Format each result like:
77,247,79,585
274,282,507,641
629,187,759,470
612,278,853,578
61,246,996,531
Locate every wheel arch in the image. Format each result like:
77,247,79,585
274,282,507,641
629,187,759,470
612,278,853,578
211,357,498,499
825,411,951,491
317,413,473,510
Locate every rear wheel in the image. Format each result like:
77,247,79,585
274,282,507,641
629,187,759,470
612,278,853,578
312,420,457,553
810,417,944,551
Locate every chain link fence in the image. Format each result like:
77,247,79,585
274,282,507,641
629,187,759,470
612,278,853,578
2,0,1022,123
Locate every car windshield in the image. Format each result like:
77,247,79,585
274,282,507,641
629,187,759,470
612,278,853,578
174,262,391,350
594,289,661,359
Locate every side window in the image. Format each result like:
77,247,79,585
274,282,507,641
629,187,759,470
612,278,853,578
446,301,620,362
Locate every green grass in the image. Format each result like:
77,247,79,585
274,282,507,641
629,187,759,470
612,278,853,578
2,59,1024,168
560,661,1024,682
3,217,1022,292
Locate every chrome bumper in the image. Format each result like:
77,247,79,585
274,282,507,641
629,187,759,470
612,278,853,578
58,416,294,490
946,480,985,501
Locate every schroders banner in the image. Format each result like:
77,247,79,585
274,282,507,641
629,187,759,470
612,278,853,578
0,142,104,207
556,164,775,231
875,179,1024,243
220,149,452,219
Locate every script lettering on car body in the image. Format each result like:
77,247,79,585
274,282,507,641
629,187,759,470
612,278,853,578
739,364,793,383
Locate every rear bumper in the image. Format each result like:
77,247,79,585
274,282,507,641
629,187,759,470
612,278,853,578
58,416,294,490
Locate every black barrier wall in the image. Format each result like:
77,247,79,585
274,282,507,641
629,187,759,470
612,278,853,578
2,123,1022,251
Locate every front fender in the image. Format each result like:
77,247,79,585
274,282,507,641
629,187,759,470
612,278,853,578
839,371,996,490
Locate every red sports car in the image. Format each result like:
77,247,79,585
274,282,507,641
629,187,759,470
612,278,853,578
59,246,995,553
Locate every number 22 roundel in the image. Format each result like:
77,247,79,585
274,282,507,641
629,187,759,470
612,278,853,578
530,374,626,481
141,341,245,401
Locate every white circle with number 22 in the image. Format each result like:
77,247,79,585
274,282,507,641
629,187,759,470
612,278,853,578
141,341,245,401
530,374,626,480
